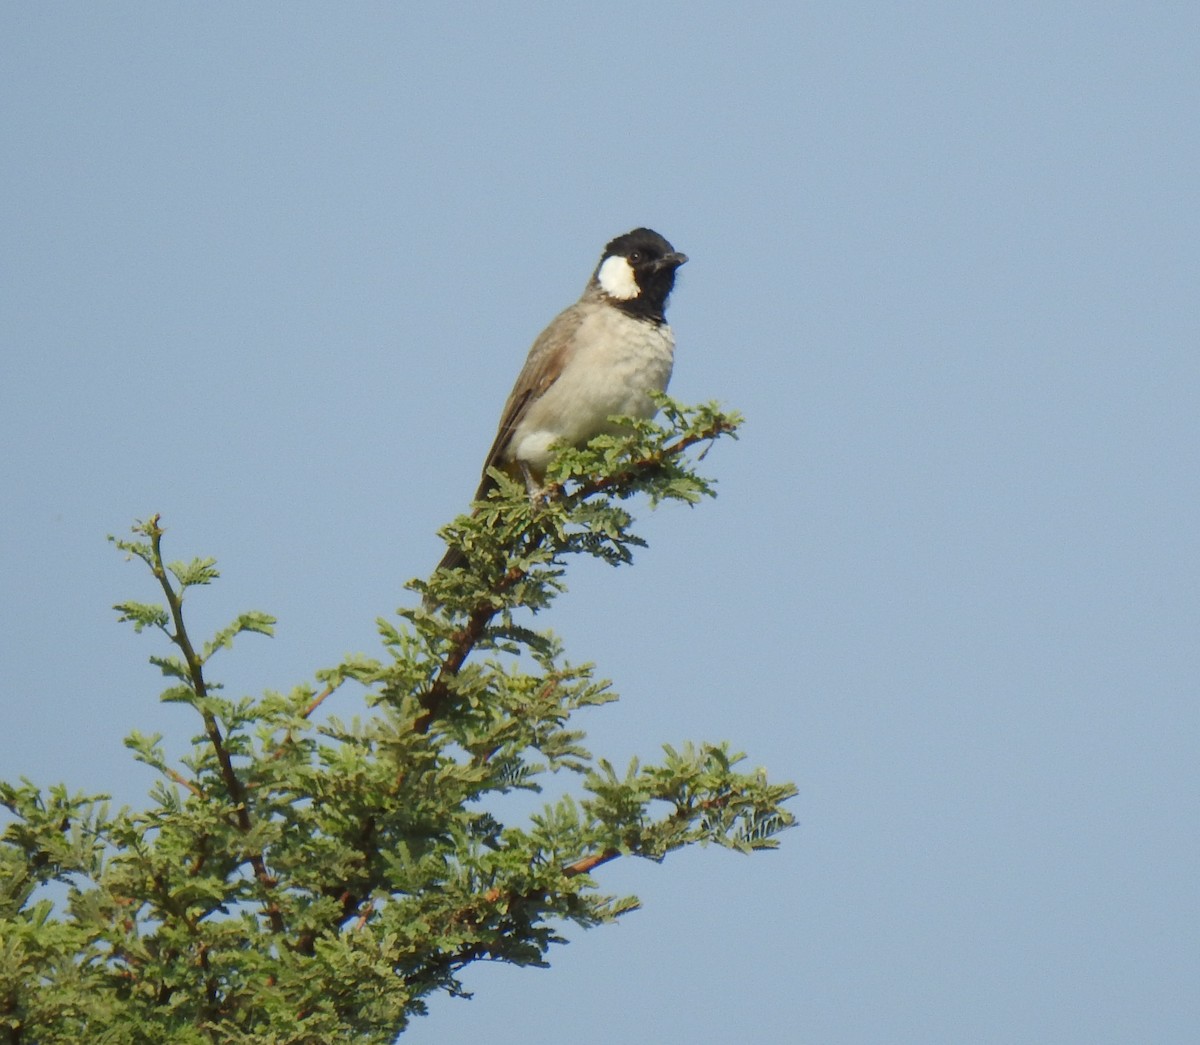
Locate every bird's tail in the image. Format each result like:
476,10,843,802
424,473,499,607
434,544,469,576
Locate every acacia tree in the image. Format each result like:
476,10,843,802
0,398,795,1043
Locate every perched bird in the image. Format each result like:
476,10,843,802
435,227,688,576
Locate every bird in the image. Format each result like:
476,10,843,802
434,227,688,578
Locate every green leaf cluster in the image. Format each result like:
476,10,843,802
0,399,795,1042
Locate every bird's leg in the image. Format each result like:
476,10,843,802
519,461,548,504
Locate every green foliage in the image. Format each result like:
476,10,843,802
0,398,796,1042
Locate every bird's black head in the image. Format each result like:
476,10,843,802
593,227,688,322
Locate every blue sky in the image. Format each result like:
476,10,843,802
3,3,1198,1042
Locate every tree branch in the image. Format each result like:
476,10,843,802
144,516,285,934
415,415,735,734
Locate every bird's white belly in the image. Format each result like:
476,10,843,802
509,313,675,472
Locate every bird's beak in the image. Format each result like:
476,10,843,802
657,251,688,270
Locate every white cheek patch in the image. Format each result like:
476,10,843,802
597,255,640,300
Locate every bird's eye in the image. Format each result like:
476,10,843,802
628,251,642,263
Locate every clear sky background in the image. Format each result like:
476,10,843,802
3,4,1197,1043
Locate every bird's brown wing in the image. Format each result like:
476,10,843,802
472,303,586,501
